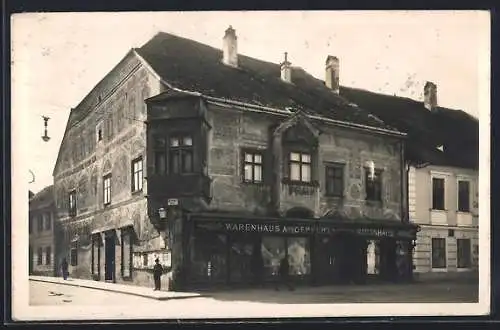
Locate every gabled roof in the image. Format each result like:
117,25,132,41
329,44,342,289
29,185,55,209
340,87,479,169
135,32,398,133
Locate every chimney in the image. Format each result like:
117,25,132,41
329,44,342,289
424,81,438,110
280,52,292,83
325,55,340,94
222,25,238,67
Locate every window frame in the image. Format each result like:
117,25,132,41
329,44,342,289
288,151,312,184
153,135,167,175
431,237,447,269
37,215,44,232
365,167,383,202
457,238,472,269
169,134,194,175
103,174,112,206
325,163,345,197
44,212,51,231
241,149,264,184
68,190,77,217
457,180,471,213
431,176,446,211
131,157,144,193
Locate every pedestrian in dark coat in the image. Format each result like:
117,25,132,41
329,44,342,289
153,258,164,291
61,258,69,280
275,256,294,291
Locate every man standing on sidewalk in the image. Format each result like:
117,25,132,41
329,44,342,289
61,258,69,280
153,258,164,291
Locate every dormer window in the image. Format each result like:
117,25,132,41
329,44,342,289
289,152,311,183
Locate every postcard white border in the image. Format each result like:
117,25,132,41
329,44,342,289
10,10,491,320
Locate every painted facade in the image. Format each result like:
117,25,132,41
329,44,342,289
52,50,170,287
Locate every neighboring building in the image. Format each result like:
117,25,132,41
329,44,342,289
53,26,419,290
29,185,60,276
341,82,479,279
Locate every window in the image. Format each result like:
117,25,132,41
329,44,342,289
103,174,111,205
365,169,383,202
458,180,470,212
154,136,166,175
243,150,263,183
45,246,51,265
457,239,471,268
432,177,445,210
44,213,51,230
37,215,44,232
289,152,311,183
325,164,344,197
70,241,78,266
431,238,446,269
68,190,77,216
170,135,193,174
142,254,148,267
37,247,43,265
96,122,103,142
131,157,143,192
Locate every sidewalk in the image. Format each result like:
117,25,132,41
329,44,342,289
29,276,206,301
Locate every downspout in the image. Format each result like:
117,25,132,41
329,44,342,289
400,140,407,223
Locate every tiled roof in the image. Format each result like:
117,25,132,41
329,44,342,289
135,32,399,132
29,185,55,209
340,87,479,169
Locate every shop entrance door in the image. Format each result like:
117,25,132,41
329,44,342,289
104,234,115,282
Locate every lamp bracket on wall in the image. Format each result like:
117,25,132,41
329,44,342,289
42,116,51,142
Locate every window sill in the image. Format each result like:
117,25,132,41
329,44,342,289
241,180,266,186
430,209,448,213
324,194,344,200
456,210,471,215
430,267,448,272
282,179,319,187
131,189,143,196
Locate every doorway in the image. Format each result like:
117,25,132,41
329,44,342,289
104,233,116,282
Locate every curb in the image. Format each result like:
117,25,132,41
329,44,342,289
30,278,207,301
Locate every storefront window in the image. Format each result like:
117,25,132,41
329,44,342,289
229,235,254,282
190,230,227,283
287,237,311,276
261,236,286,277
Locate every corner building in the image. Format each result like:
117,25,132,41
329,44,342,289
54,27,418,290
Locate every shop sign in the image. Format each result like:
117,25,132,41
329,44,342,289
356,228,394,238
223,223,333,234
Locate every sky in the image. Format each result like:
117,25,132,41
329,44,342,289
11,11,490,194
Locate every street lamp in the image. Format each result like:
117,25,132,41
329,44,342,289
158,207,167,220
